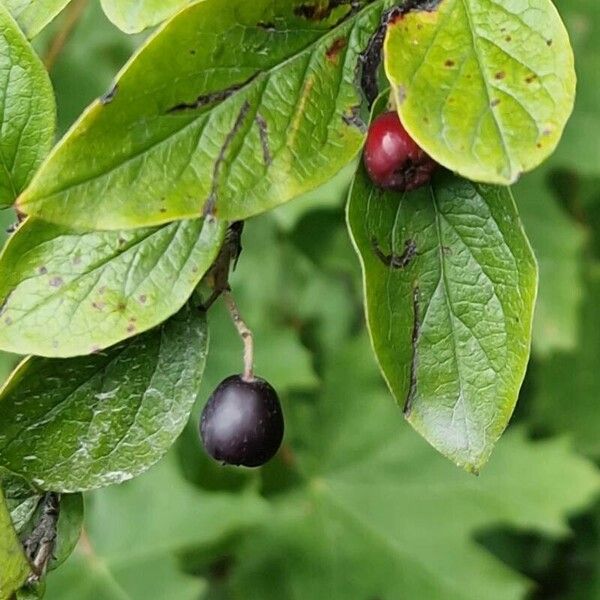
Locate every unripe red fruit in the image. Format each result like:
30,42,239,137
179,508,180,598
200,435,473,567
363,111,437,192
200,375,284,467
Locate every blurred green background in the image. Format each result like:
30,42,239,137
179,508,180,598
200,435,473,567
2,1,600,598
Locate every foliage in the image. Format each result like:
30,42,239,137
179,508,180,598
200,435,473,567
0,0,598,598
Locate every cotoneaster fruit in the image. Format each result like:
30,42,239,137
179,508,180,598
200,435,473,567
200,375,284,467
363,110,437,191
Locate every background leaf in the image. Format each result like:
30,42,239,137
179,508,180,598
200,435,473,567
1,0,71,38
0,4,56,207
347,168,537,471
18,0,397,229
0,304,209,492
45,451,267,599
100,0,192,33
230,334,599,600
384,0,575,184
0,216,224,357
515,167,586,356
551,0,600,176
0,487,30,599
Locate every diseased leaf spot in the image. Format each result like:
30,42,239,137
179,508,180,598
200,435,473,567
255,114,272,166
167,74,258,113
494,71,506,80
372,238,417,269
127,324,136,333
342,105,367,132
138,295,147,304
100,84,118,105
490,99,500,107
38,266,48,275
505,35,512,42
546,39,553,46
49,277,63,288
117,302,127,312
257,20,277,31
92,301,105,311
444,59,455,67
326,37,347,63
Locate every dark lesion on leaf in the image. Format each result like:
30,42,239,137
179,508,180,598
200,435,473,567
23,492,60,584
100,83,118,105
203,101,252,217
371,237,417,269
293,0,362,22
404,285,421,416
326,37,347,62
342,105,367,132
255,114,272,166
167,74,259,114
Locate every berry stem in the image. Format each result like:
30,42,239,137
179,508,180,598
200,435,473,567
222,289,254,382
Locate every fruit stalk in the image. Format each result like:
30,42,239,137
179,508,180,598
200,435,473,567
222,289,254,381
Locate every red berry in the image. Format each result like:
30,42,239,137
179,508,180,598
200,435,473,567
363,111,437,192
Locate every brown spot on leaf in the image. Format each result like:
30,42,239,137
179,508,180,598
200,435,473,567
491,99,500,107
117,302,126,312
49,277,63,288
127,324,136,333
326,37,347,63
525,74,537,84
444,59,455,67
92,301,105,311
139,294,147,304
505,35,512,42
546,39,553,46
495,71,506,80
38,266,48,275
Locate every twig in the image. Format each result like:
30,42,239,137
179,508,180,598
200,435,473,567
44,0,88,72
222,289,254,382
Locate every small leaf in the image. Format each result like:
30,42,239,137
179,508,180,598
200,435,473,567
1,0,71,38
0,304,209,492
0,487,30,600
0,5,56,207
0,468,40,533
0,216,224,357
347,168,537,471
18,0,397,229
384,0,575,184
100,0,192,33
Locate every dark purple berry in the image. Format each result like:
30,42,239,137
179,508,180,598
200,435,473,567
200,375,284,467
363,111,437,192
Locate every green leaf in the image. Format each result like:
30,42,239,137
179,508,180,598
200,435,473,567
18,0,398,229
515,167,586,356
1,0,71,38
0,468,40,533
531,267,600,457
50,493,84,570
384,0,575,184
552,0,600,175
0,487,30,600
0,304,209,492
232,335,600,600
45,451,267,600
0,216,224,357
0,5,56,207
347,168,537,471
100,0,191,33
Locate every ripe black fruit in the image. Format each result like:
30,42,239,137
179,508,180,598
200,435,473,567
200,375,284,467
